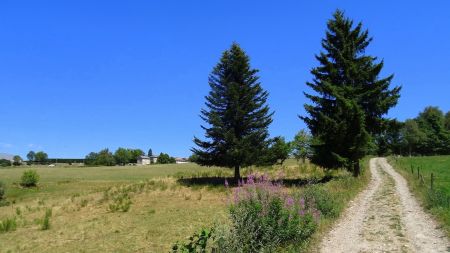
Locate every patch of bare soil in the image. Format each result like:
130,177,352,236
320,158,449,253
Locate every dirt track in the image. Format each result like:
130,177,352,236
320,158,449,253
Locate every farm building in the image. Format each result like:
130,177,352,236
137,155,158,165
137,155,151,165
175,157,189,164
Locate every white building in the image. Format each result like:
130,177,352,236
137,155,158,165
137,155,151,165
175,157,189,164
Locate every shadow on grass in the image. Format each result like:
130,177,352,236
177,175,334,188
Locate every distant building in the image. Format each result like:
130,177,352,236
137,155,158,165
137,155,151,165
175,157,189,164
149,155,158,164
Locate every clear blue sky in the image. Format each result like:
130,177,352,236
1,1,449,158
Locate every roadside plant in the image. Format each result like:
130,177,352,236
302,185,338,218
222,174,319,252
171,228,213,253
20,170,40,187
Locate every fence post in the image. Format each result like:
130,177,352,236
430,173,434,190
417,167,420,179
411,165,413,174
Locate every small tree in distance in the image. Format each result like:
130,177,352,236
128,149,144,163
34,151,48,165
27,151,35,164
148,148,153,157
13,155,22,166
292,130,312,163
158,153,176,164
261,137,292,165
114,148,131,165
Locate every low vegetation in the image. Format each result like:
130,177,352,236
0,159,12,167
0,217,17,233
41,208,52,230
173,158,372,252
20,170,40,187
0,159,372,252
390,155,450,236
0,181,5,201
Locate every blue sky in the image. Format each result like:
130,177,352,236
1,1,449,158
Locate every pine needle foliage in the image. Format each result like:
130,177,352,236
193,43,273,179
301,10,401,176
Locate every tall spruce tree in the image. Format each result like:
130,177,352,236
301,10,401,176
192,43,273,180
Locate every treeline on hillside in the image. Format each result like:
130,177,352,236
84,148,176,166
378,106,450,156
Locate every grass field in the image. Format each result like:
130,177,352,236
0,160,371,252
390,155,450,236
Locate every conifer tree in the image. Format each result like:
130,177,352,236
193,43,273,180
301,10,401,176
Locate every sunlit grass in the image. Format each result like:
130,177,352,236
0,160,372,252
390,155,450,237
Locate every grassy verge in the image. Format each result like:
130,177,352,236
388,155,450,236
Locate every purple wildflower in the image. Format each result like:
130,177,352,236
299,198,305,209
285,197,294,208
224,179,229,188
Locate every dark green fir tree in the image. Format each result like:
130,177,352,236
301,10,401,176
192,43,273,180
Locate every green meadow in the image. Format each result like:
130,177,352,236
0,159,371,252
390,155,450,236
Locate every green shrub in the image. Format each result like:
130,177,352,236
172,228,212,253
302,185,339,218
0,217,17,233
0,181,5,201
20,170,40,187
218,174,318,252
108,192,132,212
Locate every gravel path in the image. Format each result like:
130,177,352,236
320,157,449,253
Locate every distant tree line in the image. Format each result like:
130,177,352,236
26,151,48,165
85,148,144,166
376,106,450,156
84,148,176,166
157,153,176,164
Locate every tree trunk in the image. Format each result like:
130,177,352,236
234,165,241,181
352,160,360,177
